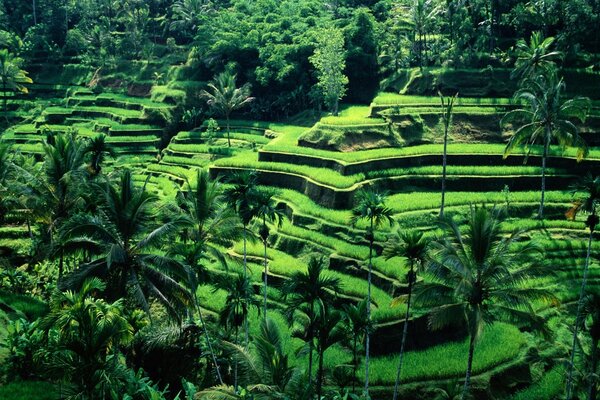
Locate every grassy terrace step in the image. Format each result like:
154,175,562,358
67,93,173,111
259,146,600,176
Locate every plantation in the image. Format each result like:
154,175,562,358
1,1,600,400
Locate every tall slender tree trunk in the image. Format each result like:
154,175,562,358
364,218,374,397
308,302,315,391
589,337,599,400
317,345,325,400
352,336,358,392
3,81,7,119
33,0,37,25
539,134,549,219
197,304,223,385
234,326,239,391
243,225,249,347
393,261,415,400
566,225,595,400
440,117,449,218
461,333,476,400
263,219,268,320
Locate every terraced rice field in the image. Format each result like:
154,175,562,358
1,87,598,398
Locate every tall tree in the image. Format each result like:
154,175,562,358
350,188,394,397
0,49,32,120
253,188,285,320
171,169,242,385
281,256,341,394
511,31,563,83
310,27,348,116
201,72,254,147
61,170,192,319
384,230,429,400
215,272,260,390
40,278,133,399
343,299,369,393
439,92,458,218
502,73,589,219
566,174,600,400
416,206,554,400
224,170,258,347
315,305,346,400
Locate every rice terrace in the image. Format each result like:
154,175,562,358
0,0,599,399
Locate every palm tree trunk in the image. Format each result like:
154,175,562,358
461,333,476,400
3,81,7,119
352,336,358,392
309,302,315,391
393,261,415,400
589,337,599,400
364,218,374,397
33,0,37,25
317,344,325,400
440,115,449,218
567,226,595,400
234,326,239,391
263,233,268,321
197,304,223,385
58,249,64,280
539,134,549,219
243,224,249,348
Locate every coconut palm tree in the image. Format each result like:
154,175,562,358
171,169,242,385
40,277,133,399
13,133,87,276
197,317,298,399
60,170,192,320
224,170,258,347
253,188,285,319
566,174,600,400
84,134,114,176
384,230,430,400
343,299,369,392
315,305,346,400
415,206,554,400
511,31,563,83
502,72,589,219
215,272,260,390
281,256,341,392
580,289,600,400
0,49,32,119
201,72,254,147
350,188,394,396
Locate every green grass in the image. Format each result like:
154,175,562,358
372,93,515,106
0,381,57,400
367,323,526,384
0,291,49,320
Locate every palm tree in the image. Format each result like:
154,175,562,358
201,72,254,147
84,134,114,176
566,174,600,400
502,72,589,219
511,31,563,83
579,290,600,400
343,299,369,392
439,92,458,218
224,170,258,347
350,188,394,396
197,317,297,399
0,49,32,120
171,169,242,385
281,256,341,392
215,272,261,390
384,230,429,400
40,277,133,399
170,0,208,40
315,305,346,400
253,188,285,319
61,170,192,319
415,206,554,400
14,133,87,276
